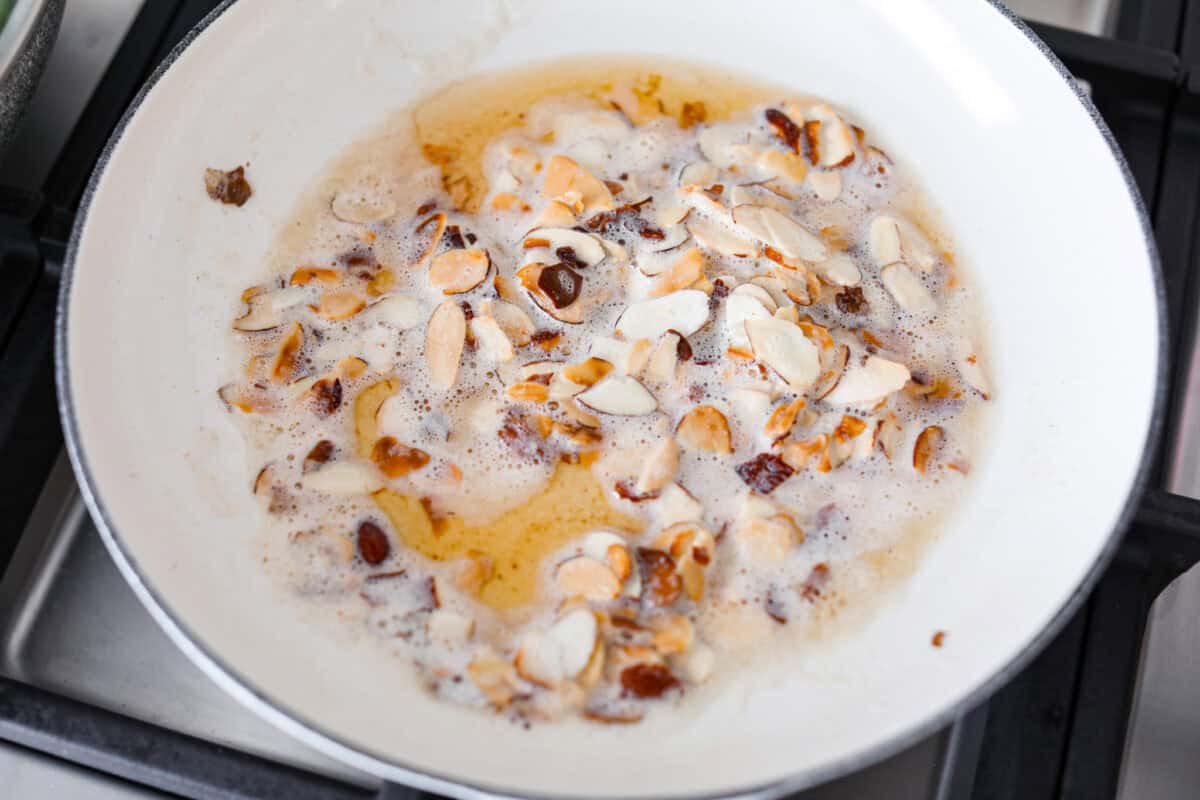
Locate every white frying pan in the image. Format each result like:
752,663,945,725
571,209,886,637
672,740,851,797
56,1,1163,797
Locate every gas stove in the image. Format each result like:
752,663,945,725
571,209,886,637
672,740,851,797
2,2,1200,798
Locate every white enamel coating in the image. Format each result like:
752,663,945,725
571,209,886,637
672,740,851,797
58,0,1161,797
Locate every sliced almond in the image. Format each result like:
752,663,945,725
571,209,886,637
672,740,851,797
471,315,515,362
371,437,431,478
679,161,720,188
650,613,694,655
876,413,903,460
724,290,774,351
733,205,827,262
506,381,550,403
731,387,773,433
413,212,448,266
428,248,490,294
913,425,945,473
813,344,850,400
524,227,606,267
751,275,794,310
581,531,634,583
551,608,600,678
480,299,535,347
615,290,709,341
817,252,862,287
737,514,803,563
657,483,704,528
468,649,524,707
777,434,828,472
880,263,936,314
427,610,474,646
233,286,305,332
534,200,578,229
953,339,991,400
366,294,422,329
313,290,366,321
672,643,715,683
676,405,733,454
645,332,681,384
269,322,304,382
806,105,856,167
745,318,820,390
757,149,809,184
562,357,614,387
331,183,396,224
300,461,381,495
807,170,843,202
562,397,601,429
625,338,654,375
556,557,621,602
576,375,657,416
825,355,910,406
869,215,903,267
650,247,707,297
635,437,679,495
493,274,521,302
764,397,806,439
542,155,614,213
366,269,395,296
687,217,758,258
425,300,467,390
732,282,779,313
290,267,341,287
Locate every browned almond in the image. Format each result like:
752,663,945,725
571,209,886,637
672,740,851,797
356,520,391,565
637,548,682,607
269,322,304,383
428,248,490,294
290,267,341,286
913,425,945,473
562,357,614,387
371,436,431,478
620,662,679,698
764,397,805,440
413,212,447,265
506,381,550,403
313,290,366,321
649,247,706,297
309,377,343,417
302,440,334,473
777,434,827,472
365,269,395,296
834,415,867,441
676,405,732,453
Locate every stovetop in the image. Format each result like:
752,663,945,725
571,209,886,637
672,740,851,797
3,2,1200,799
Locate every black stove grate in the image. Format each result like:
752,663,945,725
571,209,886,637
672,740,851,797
2,2,1200,799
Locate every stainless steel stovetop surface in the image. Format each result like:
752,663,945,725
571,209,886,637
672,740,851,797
8,1,1200,798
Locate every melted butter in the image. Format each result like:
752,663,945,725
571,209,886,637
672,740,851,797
412,57,782,211
373,461,641,610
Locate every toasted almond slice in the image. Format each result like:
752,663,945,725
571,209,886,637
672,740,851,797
427,610,474,646
645,332,681,384
881,263,936,314
234,286,306,331
425,300,467,390
672,643,715,683
615,290,709,341
506,381,550,403
548,371,587,401
913,426,945,473
698,122,748,168
751,275,793,310
490,191,520,211
825,355,910,406
876,413,903,460
777,434,828,471
576,375,657,416
650,613,694,654
953,339,991,400
524,227,606,267
556,556,621,602
469,649,524,706
517,262,587,324
331,184,397,224
687,217,759,258
657,483,703,527
806,104,856,167
479,299,534,347
365,269,395,296
581,531,633,582
428,248,490,294
774,305,801,325
676,405,733,453
562,397,601,429
300,461,381,495
679,161,720,188
562,357,614,387
757,149,809,184
724,290,774,351
625,338,653,375
637,437,679,494
542,155,614,213
764,397,806,439
737,514,803,563
371,437,431,478
493,274,521,303
807,170,843,201
869,215,903,266
767,267,813,306
365,294,422,329
413,212,447,266
313,290,366,321
745,318,820,390
551,608,600,678
290,267,341,287
269,322,304,382
471,315,515,362
650,247,706,297
732,205,827,262
732,282,779,313
817,253,862,287
531,201,575,230
813,344,850,400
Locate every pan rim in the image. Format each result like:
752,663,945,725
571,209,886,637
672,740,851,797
54,1,1168,797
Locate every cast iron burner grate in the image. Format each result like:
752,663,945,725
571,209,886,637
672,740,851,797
2,2,1200,798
